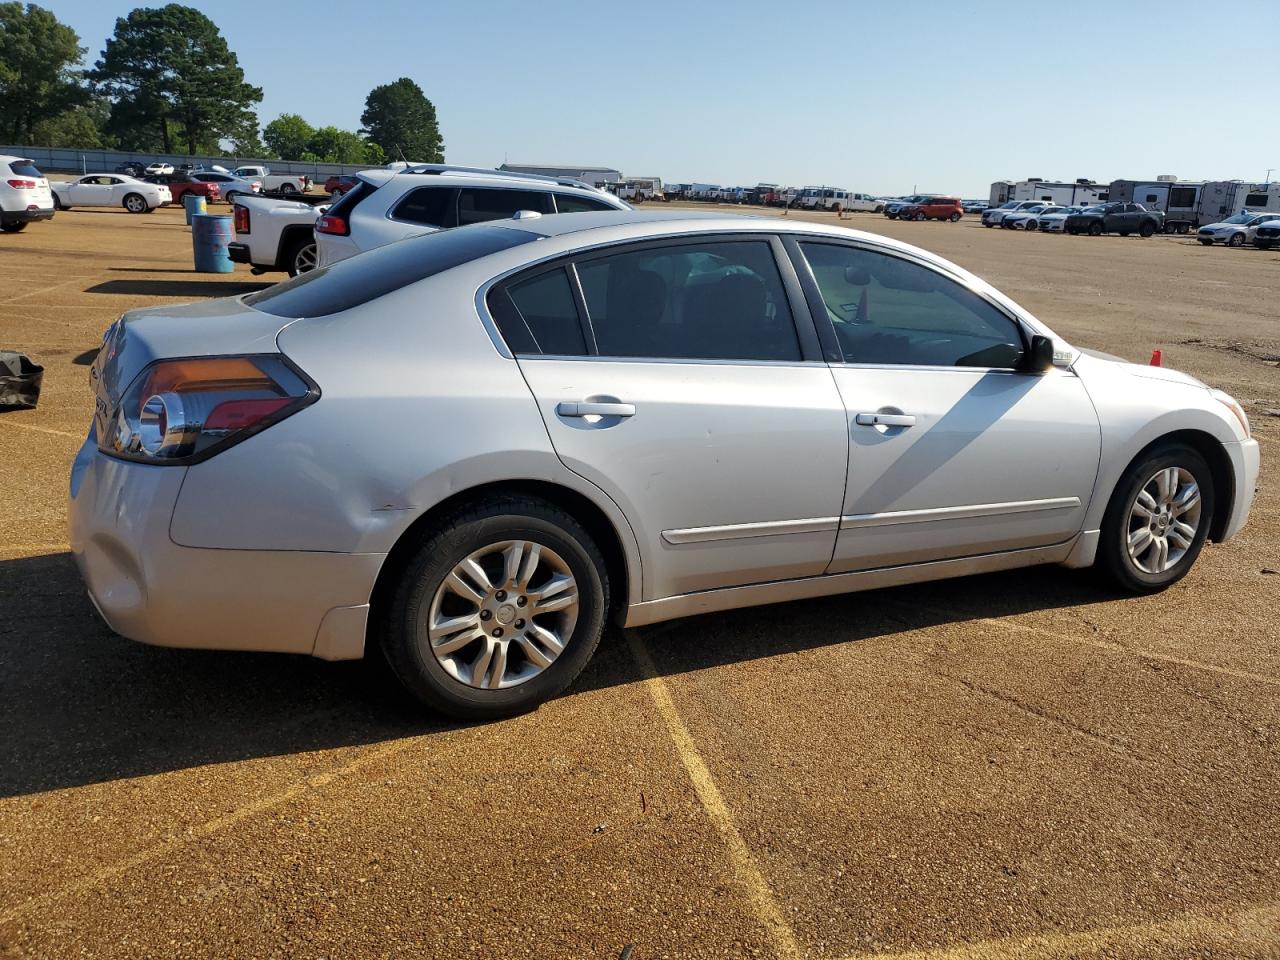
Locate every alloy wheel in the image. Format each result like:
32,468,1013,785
422,539,579,690
1126,467,1202,574
293,242,317,274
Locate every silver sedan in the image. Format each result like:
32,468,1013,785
70,211,1260,718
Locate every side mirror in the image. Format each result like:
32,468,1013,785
844,265,871,285
1019,334,1055,373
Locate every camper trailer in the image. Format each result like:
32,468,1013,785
1109,179,1280,229
989,179,1108,206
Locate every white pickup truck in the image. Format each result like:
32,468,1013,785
231,165,312,195
227,194,327,276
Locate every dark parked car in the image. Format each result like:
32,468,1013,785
144,172,221,204
1254,220,1280,250
115,162,146,178
1065,202,1164,237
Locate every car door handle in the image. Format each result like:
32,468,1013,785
855,412,916,428
557,401,636,418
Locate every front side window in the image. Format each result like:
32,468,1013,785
457,188,552,226
575,240,800,362
798,242,1025,368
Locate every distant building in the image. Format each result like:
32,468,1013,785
499,163,622,188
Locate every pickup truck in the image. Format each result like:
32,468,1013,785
231,165,312,195
1064,202,1164,237
227,194,328,277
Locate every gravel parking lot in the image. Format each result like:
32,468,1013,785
1,203,1277,959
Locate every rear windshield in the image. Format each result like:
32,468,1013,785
244,225,541,318
8,160,42,178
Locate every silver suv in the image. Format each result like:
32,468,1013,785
315,164,630,266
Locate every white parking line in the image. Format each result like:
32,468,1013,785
0,419,80,440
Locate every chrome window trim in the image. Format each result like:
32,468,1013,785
662,517,840,545
840,497,1081,530
474,230,829,365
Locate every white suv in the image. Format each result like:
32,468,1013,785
0,155,55,233
314,164,630,266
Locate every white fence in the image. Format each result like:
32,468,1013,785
2,145,376,179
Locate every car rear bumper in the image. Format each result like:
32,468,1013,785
2,205,54,224
68,432,382,661
227,242,252,264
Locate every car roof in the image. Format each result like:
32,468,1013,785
356,164,618,197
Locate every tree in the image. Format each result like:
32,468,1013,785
302,126,385,165
0,3,87,143
31,102,111,148
360,77,443,163
263,113,314,160
90,5,262,155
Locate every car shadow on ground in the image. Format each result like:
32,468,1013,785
0,551,1117,798
85,279,273,297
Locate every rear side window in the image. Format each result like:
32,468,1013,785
457,188,552,226
245,225,539,318
576,240,800,362
497,268,587,356
553,193,617,214
392,186,454,227
8,160,42,178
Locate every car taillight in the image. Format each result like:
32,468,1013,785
314,215,349,236
100,355,316,464
7,179,37,189
234,204,250,233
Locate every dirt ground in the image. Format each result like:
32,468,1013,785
1,202,1278,959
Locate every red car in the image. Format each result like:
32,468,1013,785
324,175,359,198
144,173,220,204
898,196,964,222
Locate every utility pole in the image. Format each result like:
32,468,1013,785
1266,168,1274,184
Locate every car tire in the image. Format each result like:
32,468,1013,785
1228,233,1244,247
1026,220,1038,231
914,212,926,221
1097,443,1214,594
874,205,883,213
1257,241,1273,250
52,194,64,211
224,191,240,205
949,212,961,222
1,221,27,233
379,496,609,720
983,221,994,228
1089,222,1104,236
1199,238,1214,246
123,193,147,214
1140,222,1155,238
285,234,318,277
278,183,296,195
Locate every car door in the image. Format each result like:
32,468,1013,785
70,176,110,205
497,234,850,600
786,238,1101,573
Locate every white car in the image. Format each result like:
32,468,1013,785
228,195,327,276
50,174,172,213
1003,204,1061,230
1196,211,1280,247
315,164,629,267
189,171,262,204
983,200,1047,227
145,162,175,176
0,155,55,232
1037,205,1093,233
70,211,1259,719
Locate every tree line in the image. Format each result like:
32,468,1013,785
0,2,445,164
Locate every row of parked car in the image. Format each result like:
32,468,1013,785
982,198,1280,245
230,164,631,277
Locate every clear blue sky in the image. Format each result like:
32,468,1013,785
52,0,1280,195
